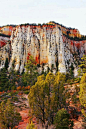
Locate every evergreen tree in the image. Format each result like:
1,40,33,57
54,108,73,129
82,115,86,129
28,72,66,128
0,68,9,91
0,99,22,129
79,73,86,117
78,54,86,75
23,55,38,86
79,73,86,107
8,69,22,89
54,72,66,110
26,121,37,129
28,74,46,126
5,58,9,70
69,63,74,79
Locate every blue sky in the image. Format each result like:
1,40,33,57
0,0,86,35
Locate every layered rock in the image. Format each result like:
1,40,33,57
0,26,14,36
0,22,86,75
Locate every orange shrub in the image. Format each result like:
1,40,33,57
2,91,5,94
13,90,16,93
18,91,23,96
25,87,28,90
0,92,2,95
17,86,21,90
27,86,30,90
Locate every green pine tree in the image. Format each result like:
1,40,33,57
78,55,86,76
0,99,22,129
54,108,74,129
79,73,86,117
0,68,9,91
28,72,66,128
22,55,38,86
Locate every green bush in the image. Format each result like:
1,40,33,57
24,90,29,94
54,108,74,129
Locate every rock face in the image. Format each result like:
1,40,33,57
0,22,86,74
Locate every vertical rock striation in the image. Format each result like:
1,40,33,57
0,22,86,74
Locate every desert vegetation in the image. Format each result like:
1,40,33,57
0,55,86,129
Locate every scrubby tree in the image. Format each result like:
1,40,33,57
23,55,38,86
78,54,86,76
26,121,37,129
0,68,9,91
54,108,73,129
5,58,9,70
44,72,55,126
79,73,86,117
54,72,66,109
28,72,66,128
0,99,22,129
28,74,46,126
82,115,86,129
69,63,74,79
8,69,23,90
79,73,86,129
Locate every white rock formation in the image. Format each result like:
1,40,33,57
0,24,86,75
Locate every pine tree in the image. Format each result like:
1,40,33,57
79,73,86,117
78,54,86,75
0,99,22,129
5,58,9,70
0,68,9,91
26,121,37,129
82,116,86,129
28,72,66,128
23,55,38,86
54,108,73,129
